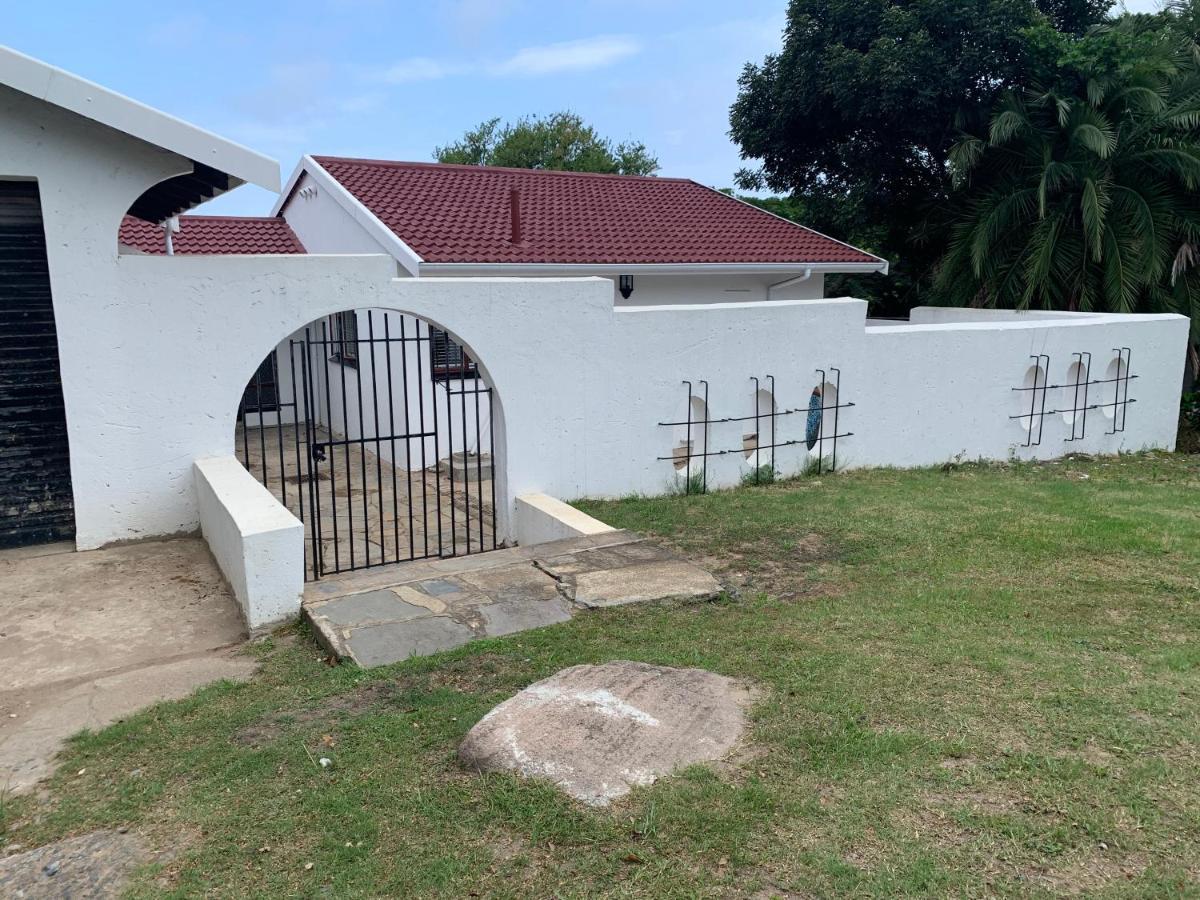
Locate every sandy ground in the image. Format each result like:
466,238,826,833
0,538,256,793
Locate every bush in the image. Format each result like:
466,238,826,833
1181,392,1200,453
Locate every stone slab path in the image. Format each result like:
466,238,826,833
303,531,720,668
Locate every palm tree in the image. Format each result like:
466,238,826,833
936,17,1200,374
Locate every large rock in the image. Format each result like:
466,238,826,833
0,830,148,898
458,661,753,806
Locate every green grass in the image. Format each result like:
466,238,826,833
4,452,1200,897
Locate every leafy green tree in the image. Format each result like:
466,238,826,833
729,0,1114,310
936,15,1200,371
435,112,658,176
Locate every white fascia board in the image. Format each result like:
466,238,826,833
0,45,279,191
289,155,424,277
418,261,889,276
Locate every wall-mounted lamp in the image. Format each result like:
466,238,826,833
619,274,635,300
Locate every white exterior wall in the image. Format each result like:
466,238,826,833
426,270,827,307
194,456,304,630
280,171,400,260
3,85,1190,556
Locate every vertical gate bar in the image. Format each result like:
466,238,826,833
488,386,497,550
768,375,777,476
412,317,430,557
683,381,693,495
474,379,484,552
383,314,403,561
830,367,842,474
353,317,370,568
303,328,322,579
447,378,457,556
336,316,356,570
700,380,709,494
460,370,471,553
752,376,761,484
366,311,387,564
271,354,287,510
426,321,443,558
815,369,826,475
397,315,416,559
254,365,268,490
321,319,340,576
287,340,305,524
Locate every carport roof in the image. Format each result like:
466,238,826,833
303,156,887,271
0,45,280,222
119,215,305,255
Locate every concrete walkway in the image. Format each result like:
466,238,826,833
0,539,255,794
304,531,721,667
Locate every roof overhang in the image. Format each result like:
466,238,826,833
418,261,890,277
0,45,280,220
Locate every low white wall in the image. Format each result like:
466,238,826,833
513,493,615,546
194,456,304,630
907,307,1095,325
860,313,1187,467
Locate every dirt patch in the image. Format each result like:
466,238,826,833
1032,850,1149,895
428,653,536,695
231,680,404,747
792,533,834,563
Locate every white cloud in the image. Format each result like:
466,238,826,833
490,35,641,76
373,34,641,85
380,57,470,84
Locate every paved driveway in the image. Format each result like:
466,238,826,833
0,538,255,793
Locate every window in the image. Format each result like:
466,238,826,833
330,311,358,366
430,327,477,380
240,352,279,413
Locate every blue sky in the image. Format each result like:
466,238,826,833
8,1,789,215
9,0,1162,216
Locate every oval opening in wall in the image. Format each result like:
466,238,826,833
1014,363,1047,436
1101,356,1127,420
671,395,708,471
743,387,777,468
806,382,838,457
1061,361,1088,426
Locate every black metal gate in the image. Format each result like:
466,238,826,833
237,311,497,579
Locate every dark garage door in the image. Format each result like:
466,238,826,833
0,181,74,548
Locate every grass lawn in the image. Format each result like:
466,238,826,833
3,453,1200,897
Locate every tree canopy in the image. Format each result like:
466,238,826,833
938,15,1200,342
729,0,1116,309
435,112,659,176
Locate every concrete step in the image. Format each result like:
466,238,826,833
302,532,721,668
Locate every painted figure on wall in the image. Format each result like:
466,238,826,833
806,386,823,451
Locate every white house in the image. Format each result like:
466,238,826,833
0,45,1190,629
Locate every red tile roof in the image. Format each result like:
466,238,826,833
119,215,305,255
311,157,882,267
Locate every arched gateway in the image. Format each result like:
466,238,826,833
235,308,499,580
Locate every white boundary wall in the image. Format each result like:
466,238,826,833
194,457,303,630
1,83,1191,555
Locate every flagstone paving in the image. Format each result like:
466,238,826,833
303,531,721,667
